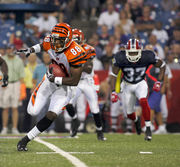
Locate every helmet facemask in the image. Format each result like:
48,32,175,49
72,28,85,45
72,34,81,44
51,33,70,52
126,49,142,63
126,39,142,63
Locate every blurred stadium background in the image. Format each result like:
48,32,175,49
0,0,179,135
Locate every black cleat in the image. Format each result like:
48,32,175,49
17,136,29,151
144,127,152,141
70,118,80,137
97,130,107,141
135,117,142,135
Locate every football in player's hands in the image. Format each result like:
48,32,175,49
48,63,67,77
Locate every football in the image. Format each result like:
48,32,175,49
49,63,67,77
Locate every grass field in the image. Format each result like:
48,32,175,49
0,133,180,167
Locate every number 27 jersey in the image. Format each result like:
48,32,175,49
113,50,159,84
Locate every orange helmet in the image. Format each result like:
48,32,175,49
51,23,73,52
72,28,85,45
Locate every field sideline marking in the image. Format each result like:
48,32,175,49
139,151,153,154
34,137,88,167
36,152,94,154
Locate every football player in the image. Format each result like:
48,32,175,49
16,23,88,151
0,55,8,87
110,38,166,141
65,28,106,140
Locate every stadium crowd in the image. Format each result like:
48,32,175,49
0,0,179,135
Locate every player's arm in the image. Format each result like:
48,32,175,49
83,59,93,74
109,64,120,92
109,64,121,103
51,65,83,86
16,43,44,57
0,57,8,76
154,59,166,81
152,59,166,92
0,56,8,87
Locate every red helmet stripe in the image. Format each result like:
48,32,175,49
136,40,139,49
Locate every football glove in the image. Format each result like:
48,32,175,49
2,74,8,87
111,91,120,103
153,81,161,92
16,48,32,57
46,67,55,82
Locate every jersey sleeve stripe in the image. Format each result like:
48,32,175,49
69,52,86,62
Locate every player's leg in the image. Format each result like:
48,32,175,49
136,80,151,140
27,77,51,116
17,87,71,151
76,93,87,131
110,100,121,132
66,87,82,137
122,85,140,134
83,84,106,140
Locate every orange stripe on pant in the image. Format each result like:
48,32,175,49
31,76,45,106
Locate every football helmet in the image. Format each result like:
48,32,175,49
72,28,85,44
126,38,142,63
51,23,73,52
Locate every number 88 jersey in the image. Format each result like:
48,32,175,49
42,35,87,76
113,50,158,84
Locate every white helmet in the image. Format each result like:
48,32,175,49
126,38,142,63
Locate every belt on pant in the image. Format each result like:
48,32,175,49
9,80,19,83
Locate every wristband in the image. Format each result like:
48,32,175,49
110,72,117,77
160,61,166,68
54,77,63,85
32,44,41,53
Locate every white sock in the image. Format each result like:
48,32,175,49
134,116,138,122
27,126,41,140
72,114,77,119
96,126,102,131
145,121,151,127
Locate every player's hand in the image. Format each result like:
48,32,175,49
111,91,120,103
153,81,161,92
2,74,8,87
46,67,55,82
16,48,31,57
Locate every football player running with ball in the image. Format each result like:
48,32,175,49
16,23,88,151
110,38,166,141
65,28,106,140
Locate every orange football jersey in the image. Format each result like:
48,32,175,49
42,35,87,76
81,43,96,60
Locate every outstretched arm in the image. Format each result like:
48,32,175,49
16,44,43,57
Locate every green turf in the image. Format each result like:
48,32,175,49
0,133,180,167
